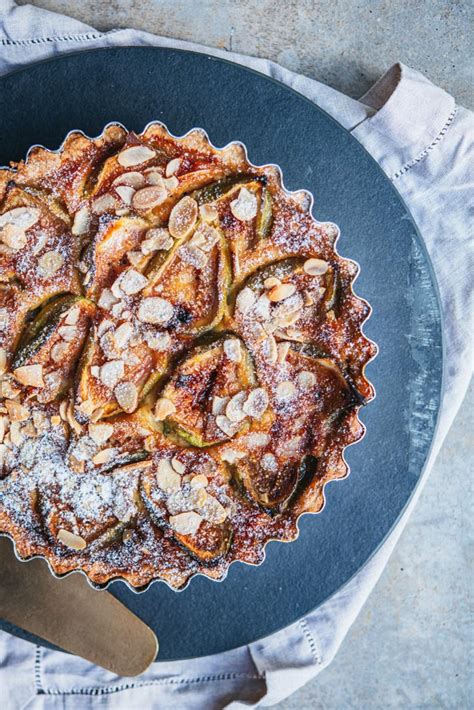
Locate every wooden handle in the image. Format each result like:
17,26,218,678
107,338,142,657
0,537,158,675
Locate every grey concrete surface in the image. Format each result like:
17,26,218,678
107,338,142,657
12,2,474,707
16,0,473,108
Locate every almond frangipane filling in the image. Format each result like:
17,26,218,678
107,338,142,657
0,124,375,589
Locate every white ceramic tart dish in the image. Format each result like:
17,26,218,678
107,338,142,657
0,123,376,590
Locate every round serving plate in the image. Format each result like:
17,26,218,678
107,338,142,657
0,47,443,661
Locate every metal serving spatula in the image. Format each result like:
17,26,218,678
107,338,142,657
0,537,158,675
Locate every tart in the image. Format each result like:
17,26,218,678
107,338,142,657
0,124,376,589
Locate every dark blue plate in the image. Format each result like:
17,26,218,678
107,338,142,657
0,47,443,660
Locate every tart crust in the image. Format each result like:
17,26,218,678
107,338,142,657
0,124,376,589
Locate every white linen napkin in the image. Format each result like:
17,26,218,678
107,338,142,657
0,1,472,707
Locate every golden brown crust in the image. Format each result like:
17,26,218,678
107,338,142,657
0,124,376,589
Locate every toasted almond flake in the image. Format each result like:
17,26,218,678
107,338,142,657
235,287,256,315
276,309,302,327
243,388,269,419
277,341,291,363
230,187,258,221
225,392,247,423
0,206,41,231
5,399,29,422
77,399,95,417
127,250,144,267
169,511,202,536
100,330,118,359
51,341,69,363
253,293,271,320
190,474,208,489
198,494,227,524
1,224,27,250
168,196,198,239
262,335,278,363
114,381,138,413
144,331,171,351
261,452,278,471
223,338,242,363
113,171,146,189
59,400,69,422
171,456,186,474
212,395,229,416
92,193,118,214
268,283,297,302
249,322,267,342
165,158,181,177
115,185,135,205
120,269,148,295
38,250,64,277
0,308,9,330
13,364,44,388
58,325,76,342
117,145,155,167
71,206,91,235
215,414,240,437
0,379,20,398
303,290,314,306
142,227,173,254
100,360,124,389
179,243,207,269
144,169,165,186
132,185,168,211
90,407,105,423
138,297,174,324
297,370,316,388
66,402,83,435
92,447,116,464
154,397,176,421
164,176,179,191
304,258,329,276
220,448,246,463
0,417,5,443
264,276,281,289
57,529,87,550
276,380,296,400
156,458,182,492
88,422,114,445
191,223,219,252
199,203,218,223
69,455,85,472
64,307,79,326
114,322,133,349
0,348,7,375
10,421,24,446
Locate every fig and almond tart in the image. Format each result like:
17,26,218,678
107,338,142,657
0,125,375,589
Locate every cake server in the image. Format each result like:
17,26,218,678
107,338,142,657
0,536,158,675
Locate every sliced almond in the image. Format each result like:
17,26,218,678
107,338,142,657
99,360,124,389
165,158,181,177
211,395,229,416
171,456,186,474
117,145,155,167
0,348,7,375
264,276,281,289
168,196,198,239
277,341,291,363
220,448,245,463
120,269,148,295
142,227,173,254
223,338,242,363
0,379,20,398
115,185,135,205
58,325,76,342
88,422,114,445
57,529,87,550
98,288,119,310
77,399,95,417
225,392,247,423
215,414,240,437
51,341,69,363
262,335,278,363
5,399,29,422
144,331,171,351
114,381,138,413
138,297,174,324
144,169,165,186
261,452,277,471
303,290,314,306
169,511,202,536
92,447,116,465
198,494,227,524
64,307,80,326
66,402,83,435
92,193,118,215
276,380,296,401
230,187,258,221
112,171,146,189
199,203,218,223
242,388,269,419
38,251,64,277
156,458,182,492
114,322,133,349
154,397,176,421
297,370,316,388
59,400,69,422
268,283,297,302
132,185,168,211
190,474,208,488
13,364,44,388
164,176,179,191
303,258,329,276
127,250,144,267
71,206,91,235
0,206,40,231
235,287,256,315
1,224,27,250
